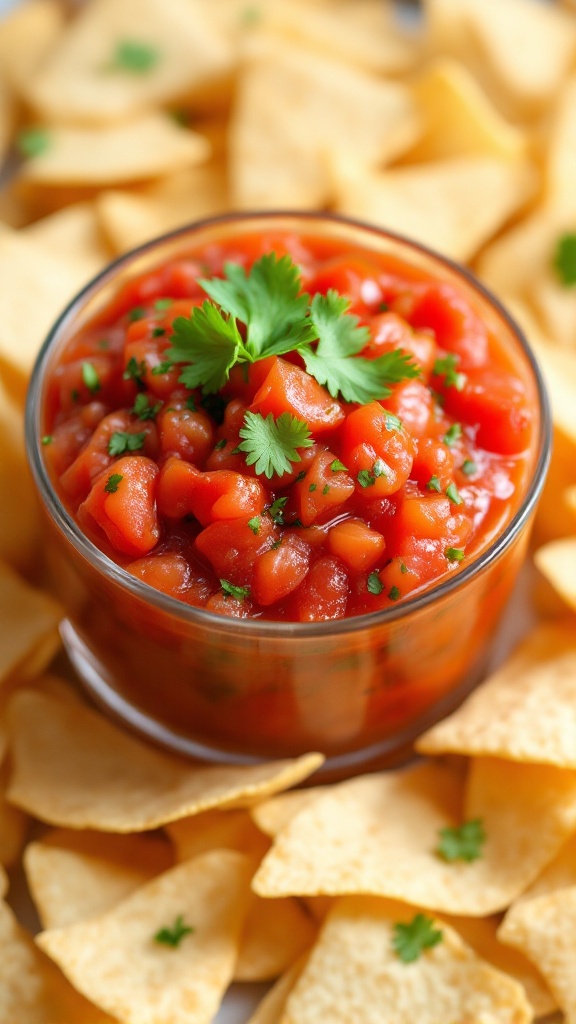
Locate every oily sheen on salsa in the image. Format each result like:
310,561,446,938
42,231,535,624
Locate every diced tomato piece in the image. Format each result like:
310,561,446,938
307,255,385,313
204,591,254,618
392,492,473,549
443,368,534,456
289,450,355,526
252,533,311,606
363,311,437,378
50,355,117,415
157,458,266,525
408,283,488,369
293,555,349,622
251,357,344,433
327,518,385,572
127,553,192,598
60,411,158,504
158,401,215,466
339,402,415,497
411,437,455,491
381,380,433,439
195,515,279,586
44,402,107,477
78,456,160,557
123,337,180,399
222,357,277,404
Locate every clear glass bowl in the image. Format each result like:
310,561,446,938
26,213,551,778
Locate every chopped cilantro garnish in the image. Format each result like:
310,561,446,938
247,516,261,535
373,459,386,478
220,579,250,601
167,254,419,402
446,547,465,562
81,361,101,394
553,232,576,287
271,538,282,550
295,470,306,482
309,483,317,492
268,496,288,525
70,388,79,403
104,473,123,494
185,395,197,412
446,482,463,505
16,127,50,158
378,301,389,312
433,353,466,391
392,914,443,963
41,435,53,446
154,297,173,311
330,458,348,473
108,431,146,456
108,39,159,74
128,306,146,322
123,357,147,388
461,458,477,477
238,411,313,479
388,585,401,601
97,338,110,350
436,818,486,862
357,469,375,488
427,476,442,492
443,423,462,447
367,572,383,595
151,360,174,375
215,438,228,450
132,393,161,421
154,914,194,948
152,327,166,338
322,484,330,495
384,412,403,432
400,562,408,574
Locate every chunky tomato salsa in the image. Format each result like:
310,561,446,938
41,230,536,623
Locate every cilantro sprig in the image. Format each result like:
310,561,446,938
553,232,576,287
392,914,443,963
154,914,194,948
436,818,486,862
167,254,419,402
238,411,313,479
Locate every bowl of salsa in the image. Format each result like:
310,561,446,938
26,213,550,776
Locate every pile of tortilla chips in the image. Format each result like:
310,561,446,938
2,0,576,1020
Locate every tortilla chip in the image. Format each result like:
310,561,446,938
534,539,576,614
250,789,323,838
418,622,576,766
281,896,531,1024
0,561,62,685
96,162,229,254
23,201,113,282
253,757,576,915
546,77,576,216
498,887,576,1023
246,955,307,1024
332,154,536,262
0,0,65,98
0,377,41,572
25,830,174,929
26,0,233,124
475,207,560,298
6,689,323,831
36,850,253,1024
448,914,556,1017
229,37,421,209
19,114,210,187
0,771,28,869
0,231,95,404
408,58,527,163
0,899,114,1023
167,808,270,863
518,832,576,903
0,76,15,167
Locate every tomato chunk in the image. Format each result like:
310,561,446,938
79,456,160,557
251,357,345,433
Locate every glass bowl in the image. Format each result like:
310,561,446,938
25,213,551,778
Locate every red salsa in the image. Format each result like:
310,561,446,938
41,231,536,623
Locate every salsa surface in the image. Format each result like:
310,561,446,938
42,230,536,623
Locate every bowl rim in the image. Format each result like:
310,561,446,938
25,210,552,638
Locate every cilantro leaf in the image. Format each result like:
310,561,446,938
267,496,288,524
108,431,146,457
220,579,250,601
81,361,101,394
302,346,419,405
308,290,369,358
367,572,383,595
436,818,486,862
200,254,313,358
238,411,313,479
433,353,466,391
132,393,162,420
104,473,123,494
553,232,576,287
168,302,242,394
108,40,159,74
392,914,443,963
17,127,50,158
154,914,194,948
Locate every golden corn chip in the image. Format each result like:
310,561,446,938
0,378,41,572
498,887,576,1023
253,757,576,915
0,561,62,685
280,896,531,1024
532,273,576,351
408,58,527,163
0,899,114,1023
0,76,15,167
0,0,65,99
448,914,556,1018
518,832,576,903
167,808,270,863
0,767,28,868
418,623,576,766
250,788,323,838
0,231,95,403
23,201,113,283
96,163,229,254
26,0,233,124
475,208,558,298
229,37,421,209
332,154,536,263
36,850,253,1024
25,830,174,929
546,77,576,216
19,114,210,188
534,539,576,614
6,689,323,831
246,955,307,1024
